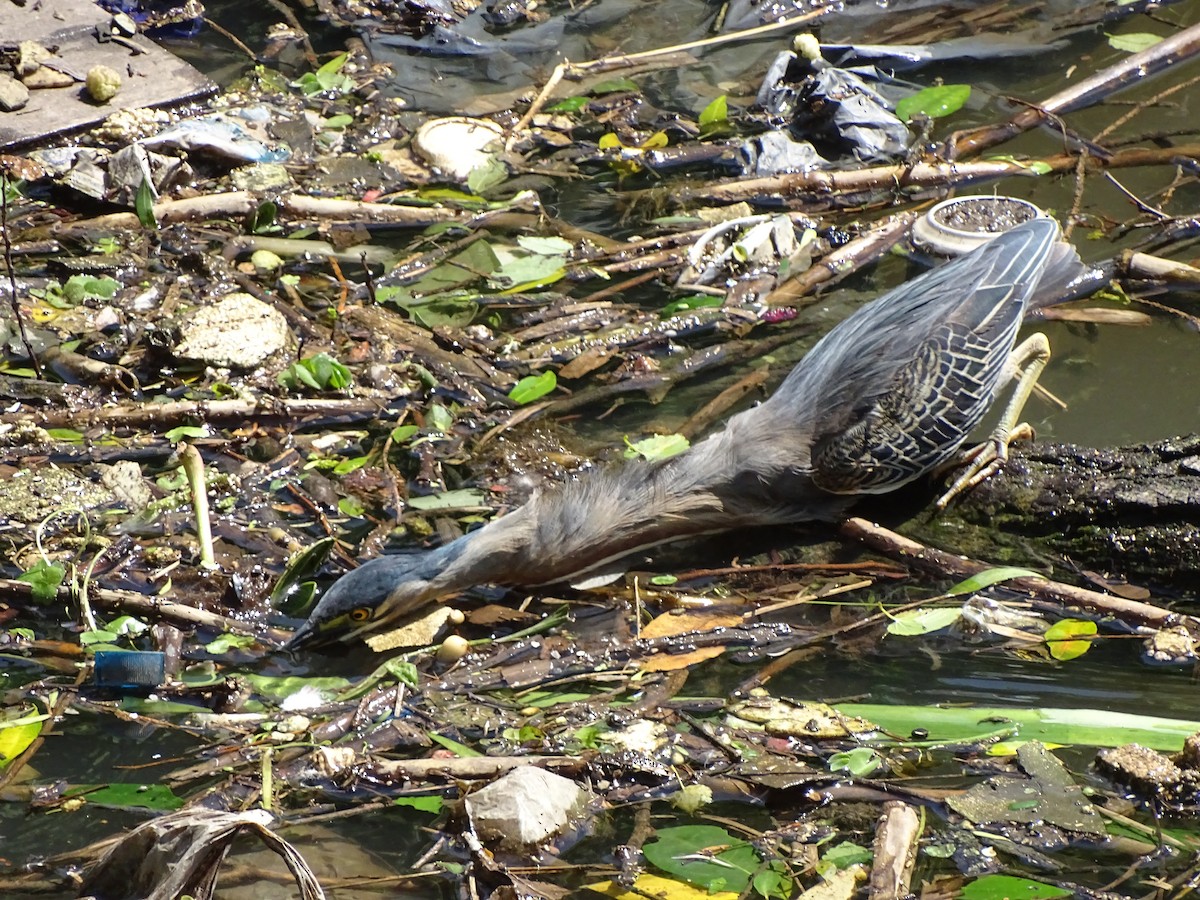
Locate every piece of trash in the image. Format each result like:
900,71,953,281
93,650,166,689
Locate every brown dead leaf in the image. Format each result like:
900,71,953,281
638,609,745,673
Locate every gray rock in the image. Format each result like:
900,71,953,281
0,73,30,112
464,766,589,847
175,292,291,369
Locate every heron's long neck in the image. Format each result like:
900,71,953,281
425,419,837,595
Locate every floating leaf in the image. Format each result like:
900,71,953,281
394,795,443,813
828,747,882,776
886,606,962,636
946,566,1043,596
661,295,724,317
429,733,482,757
406,488,487,510
508,371,556,405
1107,32,1163,53
895,84,971,122
205,633,256,654
961,874,1071,900
587,873,739,900
467,156,507,195
643,825,790,897
242,674,353,703
821,841,873,870
546,96,588,113
623,434,690,462
0,718,42,768
69,783,184,811
590,76,639,95
1045,618,1097,661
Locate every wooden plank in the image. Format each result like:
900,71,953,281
0,0,215,150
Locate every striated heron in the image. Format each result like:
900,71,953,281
287,217,1094,648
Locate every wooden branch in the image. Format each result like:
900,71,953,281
675,143,1200,209
840,511,1198,633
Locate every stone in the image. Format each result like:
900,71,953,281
464,766,589,847
0,73,30,112
175,292,291,369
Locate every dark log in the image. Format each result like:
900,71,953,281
902,435,1200,594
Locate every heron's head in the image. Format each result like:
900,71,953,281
285,554,441,650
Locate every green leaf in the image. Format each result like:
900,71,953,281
277,353,352,392
62,275,119,303
408,297,478,329
338,496,365,517
961,874,1071,900
406,488,487,510
249,199,279,234
270,537,335,609
0,718,42,768
17,560,66,604
242,674,353,702
546,96,588,113
106,616,148,636
391,424,419,443
590,77,639,95
886,606,962,636
828,747,882,776
45,428,84,442
426,404,454,433
508,371,556,405
946,566,1043,596
205,633,256,654
894,84,971,122
821,841,873,870
623,433,690,462
394,795,443,813
643,825,787,895
1044,618,1097,661
135,177,157,230
165,425,208,442
467,157,507,195
337,657,421,701
661,294,724,317
1107,32,1163,53
69,783,184,811
516,235,573,256
837,702,1200,751
698,95,728,127
650,574,678,586
429,733,482,757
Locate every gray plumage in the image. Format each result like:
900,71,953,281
287,218,1091,648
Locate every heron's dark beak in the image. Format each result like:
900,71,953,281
283,621,317,651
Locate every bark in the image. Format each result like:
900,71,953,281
902,435,1200,593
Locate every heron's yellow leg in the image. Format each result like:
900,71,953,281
936,332,1052,508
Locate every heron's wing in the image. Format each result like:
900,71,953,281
780,220,1061,493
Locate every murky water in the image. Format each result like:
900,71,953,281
5,0,1200,891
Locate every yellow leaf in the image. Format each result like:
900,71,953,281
586,873,739,900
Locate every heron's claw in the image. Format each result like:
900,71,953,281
935,423,1035,508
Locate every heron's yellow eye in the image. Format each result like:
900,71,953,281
349,607,372,623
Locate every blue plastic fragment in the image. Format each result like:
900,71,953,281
93,651,166,689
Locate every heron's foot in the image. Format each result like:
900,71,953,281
935,423,1035,508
